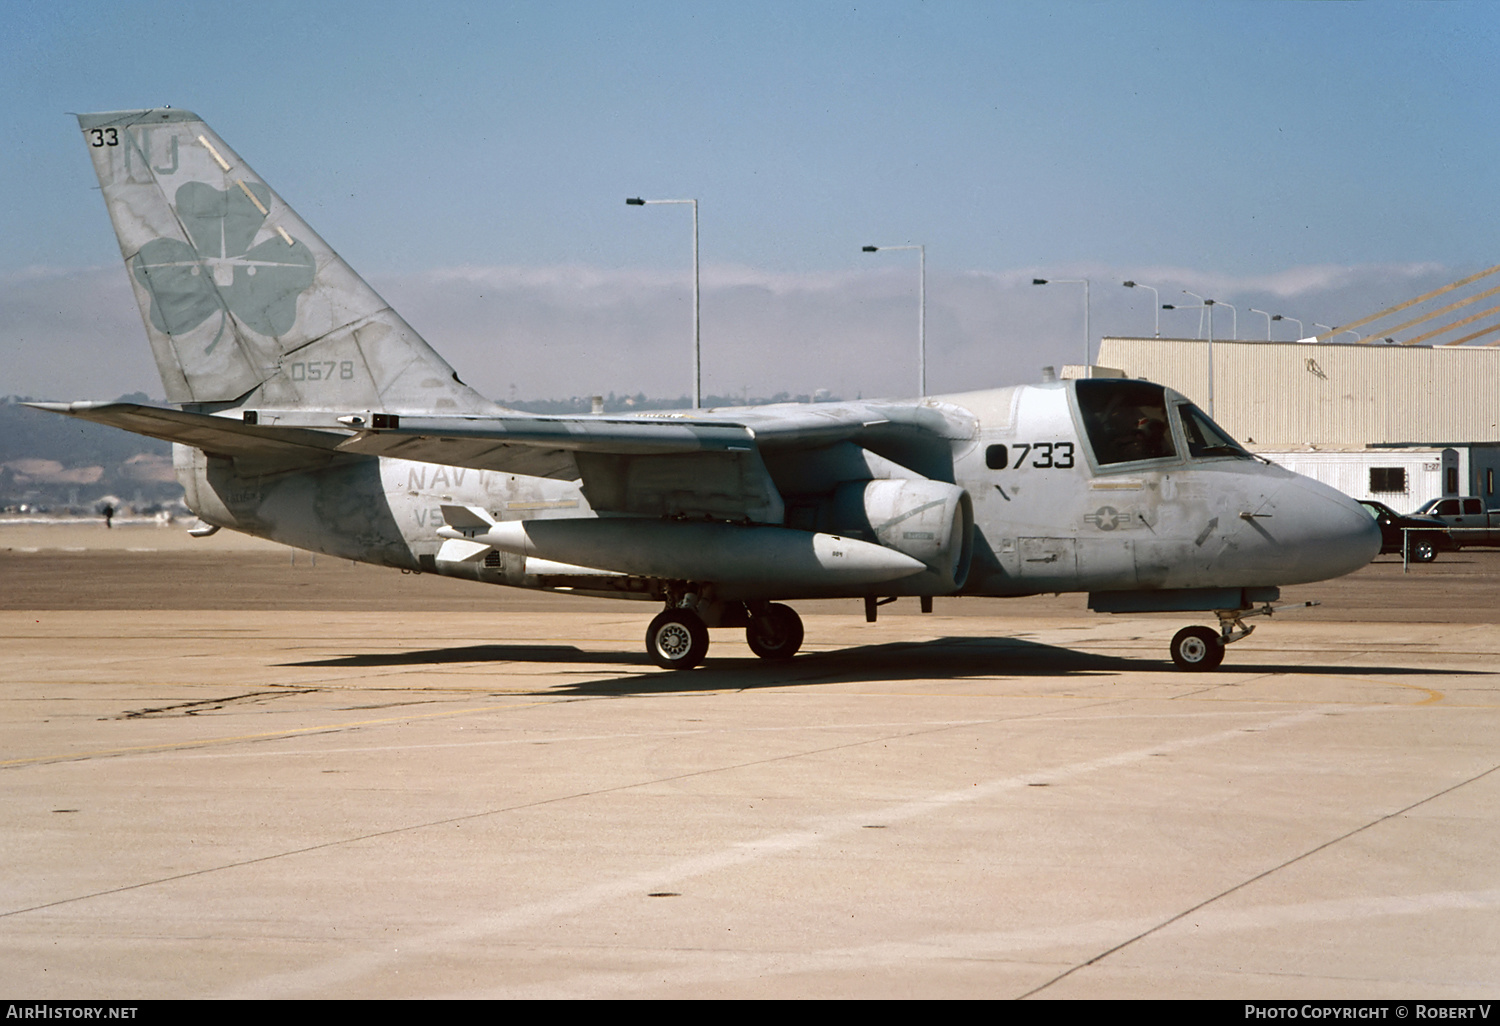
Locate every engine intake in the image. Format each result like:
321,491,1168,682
832,478,974,593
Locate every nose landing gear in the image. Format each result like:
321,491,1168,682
1169,600,1320,671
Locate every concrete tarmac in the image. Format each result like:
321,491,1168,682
2,524,1499,998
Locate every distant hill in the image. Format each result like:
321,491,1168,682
1,396,178,512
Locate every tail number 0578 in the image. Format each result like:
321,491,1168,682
290,361,355,382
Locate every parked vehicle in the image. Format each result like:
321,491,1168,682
1411,497,1500,548
1359,500,1454,562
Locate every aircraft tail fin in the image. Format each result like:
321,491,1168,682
78,109,498,414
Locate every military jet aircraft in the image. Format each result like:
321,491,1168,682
37,109,1380,671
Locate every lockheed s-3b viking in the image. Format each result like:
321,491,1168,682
36,109,1381,671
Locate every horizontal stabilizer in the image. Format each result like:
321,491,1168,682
27,401,348,463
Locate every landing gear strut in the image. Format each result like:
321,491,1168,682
1169,601,1319,671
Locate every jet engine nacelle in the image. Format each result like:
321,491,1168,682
833,478,974,593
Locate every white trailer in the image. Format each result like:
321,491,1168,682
1256,447,1454,513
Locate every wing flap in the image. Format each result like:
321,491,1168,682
337,413,782,520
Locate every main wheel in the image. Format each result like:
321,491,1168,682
1170,625,1225,671
1410,536,1438,563
746,603,804,660
646,609,709,670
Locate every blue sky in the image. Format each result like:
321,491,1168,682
4,1,1499,400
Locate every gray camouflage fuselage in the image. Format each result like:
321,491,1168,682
43,107,1379,669
171,380,1377,604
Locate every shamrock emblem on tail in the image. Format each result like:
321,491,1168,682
132,181,316,352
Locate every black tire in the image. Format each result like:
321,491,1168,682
746,603,804,660
1410,536,1438,563
1170,625,1225,671
646,609,709,670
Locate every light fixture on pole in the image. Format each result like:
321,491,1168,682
627,196,700,409
1122,280,1161,337
863,244,926,396
1250,308,1276,341
1032,277,1092,366
1314,322,1361,343
1183,290,1214,340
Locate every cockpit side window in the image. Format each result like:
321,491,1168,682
1074,380,1177,466
1177,402,1253,460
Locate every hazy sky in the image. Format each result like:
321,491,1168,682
4,1,1498,402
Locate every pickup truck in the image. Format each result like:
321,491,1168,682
1360,500,1455,562
1411,497,1500,547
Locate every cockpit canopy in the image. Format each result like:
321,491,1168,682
1073,379,1252,468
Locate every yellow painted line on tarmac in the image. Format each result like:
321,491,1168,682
1256,673,1445,705
0,699,555,768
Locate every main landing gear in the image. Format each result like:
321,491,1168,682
1169,601,1319,671
645,599,805,670
646,609,710,669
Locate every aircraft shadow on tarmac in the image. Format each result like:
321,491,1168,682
282,644,620,668
281,635,1473,696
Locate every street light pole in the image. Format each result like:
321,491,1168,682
1180,292,1218,419
1033,277,1091,366
1216,301,1238,340
1183,290,1211,339
1122,280,1161,337
627,197,700,409
863,244,926,396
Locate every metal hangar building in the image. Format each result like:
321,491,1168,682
1094,336,1500,511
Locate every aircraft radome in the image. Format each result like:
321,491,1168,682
37,109,1381,672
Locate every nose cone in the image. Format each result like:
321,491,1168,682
1261,475,1381,584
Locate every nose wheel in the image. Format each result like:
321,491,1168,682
1170,625,1225,670
1168,600,1320,671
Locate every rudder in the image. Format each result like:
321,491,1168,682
79,109,498,415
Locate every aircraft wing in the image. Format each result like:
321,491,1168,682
335,413,757,473
336,411,782,521
334,400,973,524
334,400,968,465
31,397,973,525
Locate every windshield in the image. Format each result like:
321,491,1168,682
1074,380,1177,465
1177,402,1254,460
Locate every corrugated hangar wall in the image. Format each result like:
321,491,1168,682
1096,337,1500,447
